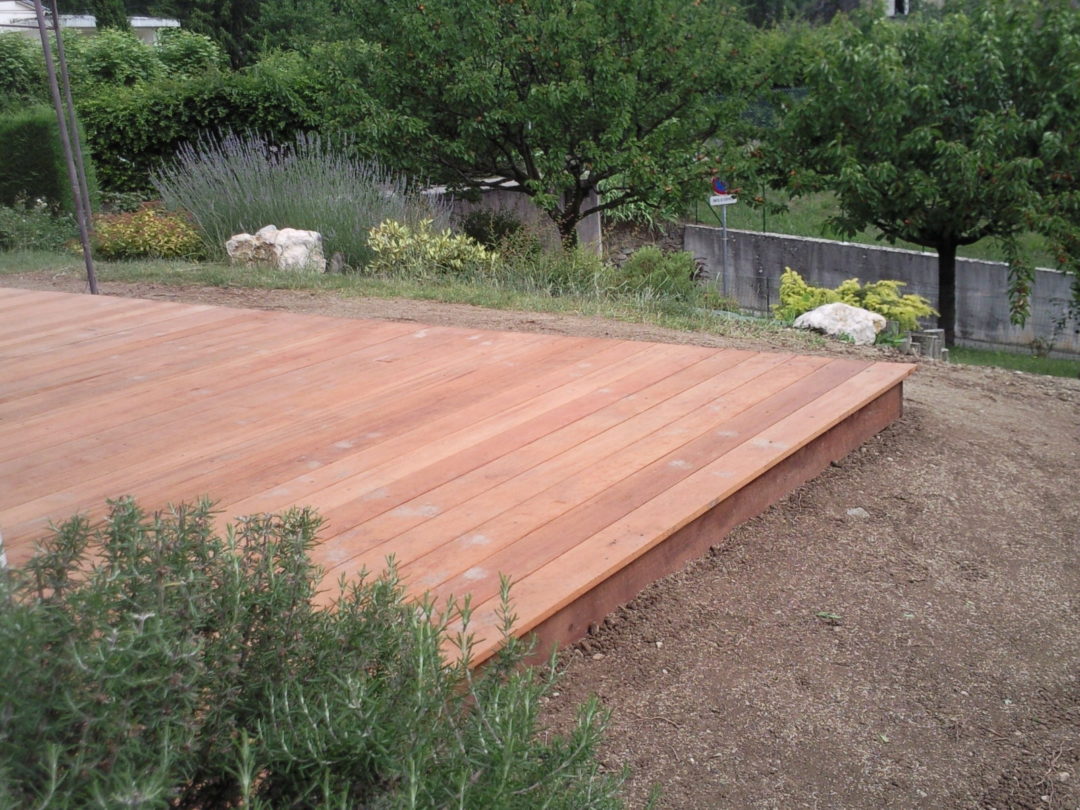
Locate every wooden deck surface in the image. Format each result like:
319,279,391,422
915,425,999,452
0,288,914,664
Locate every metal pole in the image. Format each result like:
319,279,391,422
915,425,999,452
48,0,95,230
721,204,729,299
31,0,98,294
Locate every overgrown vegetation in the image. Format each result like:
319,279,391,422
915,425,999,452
0,201,76,252
0,498,625,809
153,131,448,266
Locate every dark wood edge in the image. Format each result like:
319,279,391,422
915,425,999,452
519,381,905,666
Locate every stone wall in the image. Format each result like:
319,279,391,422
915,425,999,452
684,224,1080,356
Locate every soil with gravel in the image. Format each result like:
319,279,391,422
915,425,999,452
5,271,1078,810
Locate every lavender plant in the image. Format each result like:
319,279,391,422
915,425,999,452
151,131,449,268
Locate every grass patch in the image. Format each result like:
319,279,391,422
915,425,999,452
0,250,822,348
691,191,1057,268
949,345,1080,379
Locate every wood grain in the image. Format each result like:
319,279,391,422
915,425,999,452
0,289,913,666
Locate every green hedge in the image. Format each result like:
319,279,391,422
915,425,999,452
77,64,324,194
0,105,98,214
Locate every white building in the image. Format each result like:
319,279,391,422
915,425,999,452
0,1,178,45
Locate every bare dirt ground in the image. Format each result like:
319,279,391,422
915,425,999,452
6,272,1079,810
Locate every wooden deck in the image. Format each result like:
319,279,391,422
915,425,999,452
0,288,914,664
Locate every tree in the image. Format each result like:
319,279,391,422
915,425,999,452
90,0,131,30
339,0,763,246
769,0,1080,344
149,0,261,67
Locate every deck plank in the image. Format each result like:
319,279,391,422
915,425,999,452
0,289,913,665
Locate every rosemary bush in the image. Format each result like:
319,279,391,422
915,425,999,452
0,499,623,809
152,132,449,268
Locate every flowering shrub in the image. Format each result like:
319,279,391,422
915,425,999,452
92,204,203,260
776,267,937,332
368,218,498,277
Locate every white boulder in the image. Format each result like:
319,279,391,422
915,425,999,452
793,302,886,346
225,224,326,272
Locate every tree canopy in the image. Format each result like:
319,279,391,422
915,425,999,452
767,0,1080,343
338,0,764,245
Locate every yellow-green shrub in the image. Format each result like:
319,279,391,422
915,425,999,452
367,218,497,277
775,267,936,332
91,205,203,259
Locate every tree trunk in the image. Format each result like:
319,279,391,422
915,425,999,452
554,210,580,249
937,241,957,346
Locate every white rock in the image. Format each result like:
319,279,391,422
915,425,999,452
275,228,325,272
846,507,871,519
793,302,887,346
225,224,326,273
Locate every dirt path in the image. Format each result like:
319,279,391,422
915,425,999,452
5,273,1078,809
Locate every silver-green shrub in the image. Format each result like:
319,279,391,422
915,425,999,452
152,131,449,268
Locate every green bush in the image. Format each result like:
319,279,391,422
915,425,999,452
0,105,99,214
775,267,937,332
610,247,700,301
92,204,204,259
0,498,624,809
0,33,46,112
154,131,445,267
63,28,162,89
154,28,226,77
369,218,498,277
0,200,76,251
77,61,323,193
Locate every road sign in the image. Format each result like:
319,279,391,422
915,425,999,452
709,193,737,206
711,177,727,194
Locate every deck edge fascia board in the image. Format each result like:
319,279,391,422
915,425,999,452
486,379,906,667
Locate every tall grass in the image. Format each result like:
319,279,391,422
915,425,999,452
152,131,449,267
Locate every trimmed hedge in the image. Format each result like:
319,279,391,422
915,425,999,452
0,105,98,214
77,64,323,194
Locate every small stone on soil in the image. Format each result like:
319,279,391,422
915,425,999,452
846,507,871,519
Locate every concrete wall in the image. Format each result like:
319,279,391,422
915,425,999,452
684,224,1080,356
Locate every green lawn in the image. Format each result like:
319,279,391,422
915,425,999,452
7,250,1077,378
690,191,1057,268
0,250,818,348
949,346,1080,379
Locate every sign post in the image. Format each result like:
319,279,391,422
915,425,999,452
709,179,737,297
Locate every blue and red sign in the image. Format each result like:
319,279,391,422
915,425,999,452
711,177,728,194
